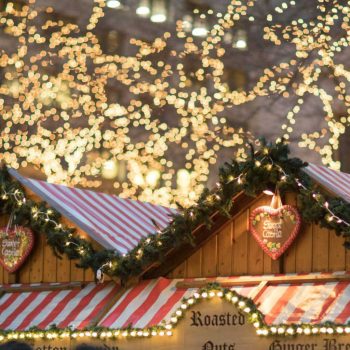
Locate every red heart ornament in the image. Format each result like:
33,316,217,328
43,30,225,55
0,226,34,273
249,205,301,260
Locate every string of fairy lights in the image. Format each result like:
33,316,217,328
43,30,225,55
0,0,350,207
0,284,349,342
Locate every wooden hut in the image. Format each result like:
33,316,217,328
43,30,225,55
1,142,350,350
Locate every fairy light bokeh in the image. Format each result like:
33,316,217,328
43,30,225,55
0,0,349,207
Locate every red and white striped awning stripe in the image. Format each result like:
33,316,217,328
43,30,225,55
9,169,177,255
99,273,350,328
305,163,350,204
0,282,119,330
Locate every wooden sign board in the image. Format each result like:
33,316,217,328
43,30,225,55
29,297,350,350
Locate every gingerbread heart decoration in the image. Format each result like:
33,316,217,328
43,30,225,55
249,196,301,260
0,226,34,273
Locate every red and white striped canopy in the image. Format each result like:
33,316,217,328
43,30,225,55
304,163,350,203
1,273,350,331
9,169,177,255
0,282,119,330
98,273,350,328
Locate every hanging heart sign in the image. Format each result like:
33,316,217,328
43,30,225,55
249,205,301,260
0,226,34,273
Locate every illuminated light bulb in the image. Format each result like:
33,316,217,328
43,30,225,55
231,296,239,303
137,331,143,336
263,190,274,196
102,159,118,179
209,291,215,298
165,324,172,330
122,331,128,337
238,301,245,308
287,327,294,335
327,328,334,334
180,303,187,309
136,0,150,16
143,331,149,337
194,292,200,299
150,0,167,23
303,328,311,335
106,0,121,8
171,317,178,323
236,39,247,49
233,29,247,50
277,327,285,334
159,331,165,336
177,169,191,190
114,331,120,337
146,169,160,188
166,331,172,336
201,292,208,298
151,331,157,336
187,298,194,304
337,327,344,334
253,322,260,328
192,19,208,37
243,307,251,313
216,291,223,297
176,310,182,316
312,328,319,334
296,327,303,334
182,14,193,32
130,331,136,337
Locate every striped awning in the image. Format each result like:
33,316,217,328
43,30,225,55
305,163,350,204
1,273,350,331
0,282,119,331
9,169,177,255
98,273,350,328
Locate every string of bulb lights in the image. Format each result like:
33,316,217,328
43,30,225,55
0,0,349,207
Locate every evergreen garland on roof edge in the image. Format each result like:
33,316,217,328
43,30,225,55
1,139,350,282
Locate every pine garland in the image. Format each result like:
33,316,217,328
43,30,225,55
1,139,350,281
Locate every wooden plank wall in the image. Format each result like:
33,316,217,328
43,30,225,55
168,193,350,278
0,187,96,284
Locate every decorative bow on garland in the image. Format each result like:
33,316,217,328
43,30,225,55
1,139,350,282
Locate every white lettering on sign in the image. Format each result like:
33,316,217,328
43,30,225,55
263,220,282,238
2,238,21,257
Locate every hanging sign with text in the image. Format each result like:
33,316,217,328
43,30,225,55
249,204,301,260
0,226,34,272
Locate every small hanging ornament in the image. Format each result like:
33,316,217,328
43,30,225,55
249,190,301,260
96,268,105,284
0,215,34,272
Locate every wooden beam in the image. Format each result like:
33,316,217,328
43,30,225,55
90,284,125,326
143,193,253,279
0,281,84,293
175,273,350,289
249,280,269,301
